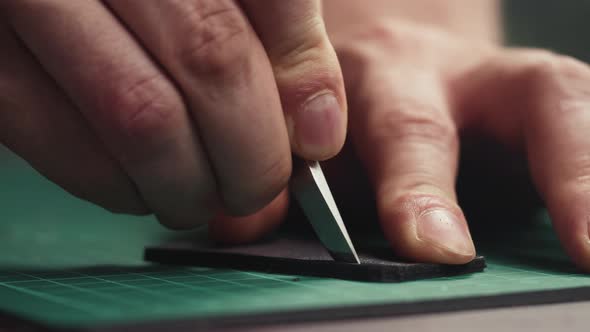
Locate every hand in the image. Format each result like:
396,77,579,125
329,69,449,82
334,20,590,269
0,1,347,228
215,19,590,272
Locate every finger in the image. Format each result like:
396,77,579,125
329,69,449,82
527,60,590,271
105,0,291,215
458,50,590,271
345,57,475,264
0,26,146,214
240,0,347,160
5,1,217,229
209,190,289,244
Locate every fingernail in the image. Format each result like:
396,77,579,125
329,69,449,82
295,92,343,158
417,209,475,256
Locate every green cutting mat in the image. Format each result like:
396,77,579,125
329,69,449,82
0,150,589,329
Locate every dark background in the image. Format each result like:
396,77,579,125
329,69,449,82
504,0,590,60
453,1,590,234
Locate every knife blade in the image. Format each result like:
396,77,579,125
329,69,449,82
290,158,360,264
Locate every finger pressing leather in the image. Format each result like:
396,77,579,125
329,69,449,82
347,60,475,264
106,0,292,215
453,50,590,271
6,0,216,229
209,189,289,245
526,60,590,271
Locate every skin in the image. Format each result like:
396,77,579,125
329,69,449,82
0,0,347,229
2,1,590,272
215,0,590,272
320,0,590,269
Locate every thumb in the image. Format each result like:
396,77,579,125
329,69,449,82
241,0,347,160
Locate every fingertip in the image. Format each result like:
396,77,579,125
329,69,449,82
550,210,590,273
415,207,476,263
291,91,347,161
543,193,590,273
220,154,292,217
555,224,590,273
209,190,289,245
380,194,476,265
157,208,216,231
565,236,590,273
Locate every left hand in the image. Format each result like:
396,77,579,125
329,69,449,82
213,20,590,272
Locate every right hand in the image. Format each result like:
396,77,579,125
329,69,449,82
0,0,347,229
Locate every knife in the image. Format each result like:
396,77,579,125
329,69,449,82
290,158,360,264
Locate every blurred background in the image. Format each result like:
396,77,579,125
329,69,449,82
504,0,590,60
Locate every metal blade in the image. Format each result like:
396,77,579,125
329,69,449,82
290,159,360,264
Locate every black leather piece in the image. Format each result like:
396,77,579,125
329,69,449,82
144,234,486,282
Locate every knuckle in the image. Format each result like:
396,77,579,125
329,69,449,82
391,177,451,197
371,102,458,150
350,19,435,53
363,19,409,46
224,156,292,216
269,18,327,71
379,192,457,223
386,192,431,214
104,75,181,151
344,19,407,47
175,1,251,77
338,20,407,61
517,50,562,83
257,156,292,194
336,20,447,71
515,49,590,114
518,50,590,89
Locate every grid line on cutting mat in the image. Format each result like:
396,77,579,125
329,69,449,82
0,259,589,328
